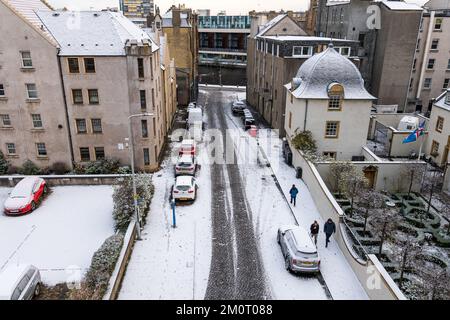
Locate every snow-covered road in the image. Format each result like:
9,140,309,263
0,186,114,285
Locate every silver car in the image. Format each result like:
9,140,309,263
277,225,321,274
0,264,41,300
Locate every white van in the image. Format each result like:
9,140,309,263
187,107,203,141
0,264,41,300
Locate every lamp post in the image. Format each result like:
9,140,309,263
128,112,154,240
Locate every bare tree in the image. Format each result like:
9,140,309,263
342,167,369,217
422,170,443,214
358,188,385,233
401,163,426,198
370,205,401,256
329,161,354,195
392,235,422,290
441,205,450,235
414,263,450,300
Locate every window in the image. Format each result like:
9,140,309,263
416,39,421,51
443,78,450,90
88,89,99,104
412,59,417,70
152,118,156,137
91,118,102,133
409,78,414,91
325,121,340,138
434,18,442,30
288,112,292,129
21,51,32,68
0,84,5,96
336,47,351,57
431,39,439,50
138,58,145,78
140,90,147,110
68,58,79,73
26,84,38,99
72,89,83,104
328,95,342,110
1,114,11,127
436,116,444,133
6,143,15,155
431,140,440,156
143,148,150,166
327,83,344,110
358,33,366,47
31,114,42,128
424,78,432,89
141,119,148,138
84,58,95,73
152,88,155,108
76,119,87,134
292,46,313,57
36,143,47,157
80,147,90,161
94,147,105,160
427,58,435,69
323,152,337,160
448,59,450,70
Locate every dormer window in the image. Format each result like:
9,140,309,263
327,83,344,111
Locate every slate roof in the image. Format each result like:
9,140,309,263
286,45,376,100
36,10,158,56
256,14,287,37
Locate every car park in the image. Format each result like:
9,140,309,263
277,225,321,274
0,264,41,300
175,155,197,176
172,176,197,201
179,139,196,156
3,177,48,215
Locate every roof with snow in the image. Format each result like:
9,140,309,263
260,35,356,43
434,89,450,111
161,10,191,28
256,14,287,37
286,44,376,100
36,10,158,56
379,0,422,11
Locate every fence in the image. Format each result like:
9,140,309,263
0,174,131,187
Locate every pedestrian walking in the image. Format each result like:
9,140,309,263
323,218,336,248
289,184,299,207
310,221,320,245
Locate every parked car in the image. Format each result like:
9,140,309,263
282,139,293,166
172,176,197,201
188,102,197,109
175,155,197,176
0,264,41,300
3,177,48,215
232,100,246,115
243,116,255,130
179,139,196,156
277,225,320,274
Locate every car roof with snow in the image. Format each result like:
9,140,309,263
178,155,194,162
0,264,32,298
176,176,194,185
181,139,195,145
10,177,42,197
282,225,317,254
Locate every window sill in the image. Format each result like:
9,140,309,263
0,126,13,130
92,132,103,135
433,29,442,32
138,78,145,81
0,97,8,102
26,98,40,103
6,154,19,159
73,103,84,106
325,136,339,139
425,69,435,72
89,103,100,105
21,67,35,72
31,128,45,132
77,132,88,135
37,156,49,160
327,109,342,112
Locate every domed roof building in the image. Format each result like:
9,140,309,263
284,44,377,161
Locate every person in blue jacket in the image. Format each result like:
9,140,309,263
289,184,299,207
324,218,336,248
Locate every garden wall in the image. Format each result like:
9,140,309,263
289,142,407,300
0,174,131,187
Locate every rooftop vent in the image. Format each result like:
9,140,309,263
93,13,100,17
52,13,60,17
291,77,302,91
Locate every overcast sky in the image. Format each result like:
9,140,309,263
46,0,429,15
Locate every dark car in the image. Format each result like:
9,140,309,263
232,100,246,115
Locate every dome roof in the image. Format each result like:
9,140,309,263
287,45,376,100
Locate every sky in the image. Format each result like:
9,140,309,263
45,0,430,15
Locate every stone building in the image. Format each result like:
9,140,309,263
119,0,154,27
407,0,450,113
284,45,376,160
0,0,175,172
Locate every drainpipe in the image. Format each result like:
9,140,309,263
57,49,75,165
416,11,435,105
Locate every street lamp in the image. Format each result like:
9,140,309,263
128,112,154,240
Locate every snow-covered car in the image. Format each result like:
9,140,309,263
175,155,197,176
188,102,197,109
0,264,41,300
232,100,246,115
277,225,320,274
179,139,197,156
172,176,197,201
3,177,48,215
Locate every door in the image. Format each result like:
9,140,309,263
363,166,378,189
442,136,450,167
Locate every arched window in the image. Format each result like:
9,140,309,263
327,83,344,111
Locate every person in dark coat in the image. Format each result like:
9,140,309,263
289,185,299,206
310,221,320,245
323,218,336,248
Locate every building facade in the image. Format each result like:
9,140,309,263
0,0,174,172
407,0,450,114
284,45,376,161
120,0,154,27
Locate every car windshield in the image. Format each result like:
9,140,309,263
178,162,192,167
297,251,318,259
177,185,191,191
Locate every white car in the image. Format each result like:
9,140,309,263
277,225,321,274
0,264,41,300
172,176,197,201
175,155,197,176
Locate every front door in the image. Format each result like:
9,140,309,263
442,136,450,167
363,166,378,189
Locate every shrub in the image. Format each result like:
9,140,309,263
0,151,9,175
18,160,41,175
51,162,70,175
112,175,154,233
72,158,122,175
69,234,124,300
291,130,317,153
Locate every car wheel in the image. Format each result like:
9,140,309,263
31,201,36,212
43,185,49,195
285,256,291,271
277,233,280,244
34,283,41,297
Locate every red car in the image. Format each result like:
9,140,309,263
179,139,196,156
3,177,48,215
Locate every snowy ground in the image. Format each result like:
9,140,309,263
0,186,114,285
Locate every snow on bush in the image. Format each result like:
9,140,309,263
18,159,41,175
112,175,154,233
0,151,9,175
69,234,124,300
73,158,125,175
